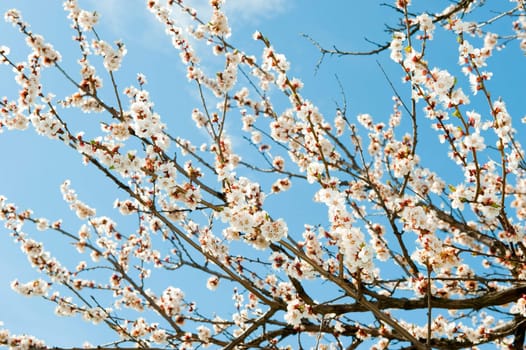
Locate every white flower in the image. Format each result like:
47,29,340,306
11,278,49,296
77,10,99,31
150,329,167,344
158,287,185,317
251,130,262,144
209,9,231,37
462,132,485,151
389,32,406,62
511,296,526,317
206,276,220,291
197,325,211,343
416,13,435,37
260,218,288,242
35,218,49,231
306,162,324,183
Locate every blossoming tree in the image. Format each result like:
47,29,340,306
1,0,526,349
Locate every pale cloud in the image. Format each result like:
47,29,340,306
83,0,166,50
166,0,292,26
84,1,146,35
83,0,292,41
223,0,290,23
78,0,294,71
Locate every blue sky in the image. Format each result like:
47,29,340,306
0,0,525,348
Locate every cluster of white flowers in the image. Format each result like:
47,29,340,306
77,10,99,31
208,7,230,38
60,180,96,220
458,40,493,93
221,199,288,249
5,9,61,67
301,226,324,265
268,249,317,281
513,14,526,52
10,278,49,297
196,325,211,344
415,13,435,39
29,245,70,284
82,306,110,325
30,104,66,139
511,295,526,317
147,0,199,67
283,298,317,328
1,0,526,347
128,97,166,141
0,325,46,350
389,31,405,62
64,0,100,33
92,39,126,72
0,98,29,131
313,186,378,281
157,286,185,317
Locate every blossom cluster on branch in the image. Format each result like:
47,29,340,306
1,0,526,349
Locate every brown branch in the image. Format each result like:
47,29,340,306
314,284,526,314
223,307,278,350
423,203,509,257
